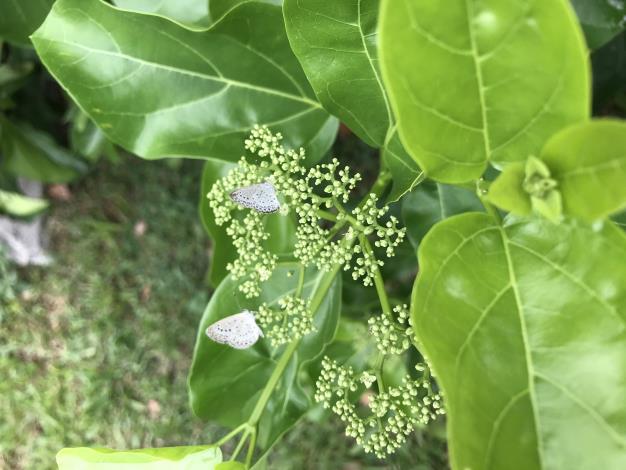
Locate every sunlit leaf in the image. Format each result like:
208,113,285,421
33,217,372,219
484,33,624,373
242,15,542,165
413,213,626,469
32,0,337,162
379,0,590,183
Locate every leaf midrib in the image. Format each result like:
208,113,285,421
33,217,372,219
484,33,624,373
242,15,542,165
35,37,322,109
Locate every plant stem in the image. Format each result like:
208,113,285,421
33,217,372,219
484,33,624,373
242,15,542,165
246,264,341,427
213,423,247,447
359,234,391,315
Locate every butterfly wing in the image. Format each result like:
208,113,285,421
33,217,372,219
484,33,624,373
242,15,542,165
230,182,280,213
205,310,263,349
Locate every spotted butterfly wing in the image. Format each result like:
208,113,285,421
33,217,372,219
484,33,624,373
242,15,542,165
205,310,264,349
230,182,280,213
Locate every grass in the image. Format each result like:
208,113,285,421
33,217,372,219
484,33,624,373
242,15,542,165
0,155,446,469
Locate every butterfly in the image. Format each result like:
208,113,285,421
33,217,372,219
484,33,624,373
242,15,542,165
230,182,280,213
205,310,264,349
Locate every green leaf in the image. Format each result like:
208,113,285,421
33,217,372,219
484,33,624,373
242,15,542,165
379,0,590,183
571,0,626,49
199,160,297,286
401,180,483,248
412,213,626,470
56,445,221,469
113,0,211,27
32,0,337,162
541,119,626,222
188,264,341,451
200,159,237,286
0,116,87,183
0,0,53,45
210,0,283,24
283,0,391,147
487,162,532,216
383,127,424,203
0,189,48,217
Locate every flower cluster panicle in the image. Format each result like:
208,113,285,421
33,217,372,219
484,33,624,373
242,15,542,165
257,295,314,346
314,357,444,459
368,304,413,355
225,211,277,298
207,125,407,295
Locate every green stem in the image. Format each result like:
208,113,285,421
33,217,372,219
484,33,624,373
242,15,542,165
374,353,386,394
230,430,250,462
359,234,391,315
245,427,257,467
213,423,247,447
246,264,341,427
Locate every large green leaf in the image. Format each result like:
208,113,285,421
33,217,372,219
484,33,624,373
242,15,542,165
113,0,211,27
401,180,483,248
188,264,341,450
32,0,337,162
412,213,626,469
57,446,221,469
0,116,87,183
0,0,53,45
571,0,626,49
379,0,590,183
0,189,48,217
210,0,283,23
283,0,391,147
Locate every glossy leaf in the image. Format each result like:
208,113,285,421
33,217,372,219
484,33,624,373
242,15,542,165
284,0,391,147
210,0,283,23
0,189,48,217
412,213,626,469
113,0,211,27
56,446,221,469
571,0,626,49
32,0,337,162
379,0,590,183
0,116,87,183
0,0,53,45
188,264,341,450
401,180,483,248
383,128,424,203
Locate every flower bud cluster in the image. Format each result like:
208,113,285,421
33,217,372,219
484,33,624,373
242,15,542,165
314,357,445,458
225,212,277,298
368,304,413,355
257,295,314,346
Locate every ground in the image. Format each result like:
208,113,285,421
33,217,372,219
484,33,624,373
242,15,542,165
0,155,446,469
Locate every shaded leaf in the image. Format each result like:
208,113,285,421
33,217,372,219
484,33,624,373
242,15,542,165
0,116,87,183
591,31,626,111
188,264,341,451
32,0,337,162
0,0,54,45
571,0,626,49
56,446,221,469
487,162,531,216
379,0,590,183
412,213,626,470
284,0,391,147
401,180,483,248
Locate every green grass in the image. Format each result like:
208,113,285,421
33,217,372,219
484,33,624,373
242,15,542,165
0,156,446,469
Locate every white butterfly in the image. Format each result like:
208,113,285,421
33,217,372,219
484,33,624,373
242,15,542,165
230,182,280,213
205,310,264,349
